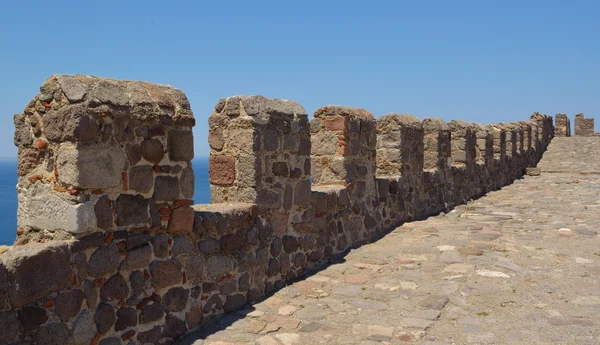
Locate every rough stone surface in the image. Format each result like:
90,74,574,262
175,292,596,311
57,145,125,188
88,242,121,278
72,311,96,345
95,303,116,334
150,259,183,289
17,183,97,234
54,288,85,320
168,130,194,162
2,242,72,307
100,273,129,302
116,194,149,226
0,311,19,343
129,165,155,193
34,323,70,345
154,176,180,201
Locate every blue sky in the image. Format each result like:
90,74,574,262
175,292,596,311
1,1,598,158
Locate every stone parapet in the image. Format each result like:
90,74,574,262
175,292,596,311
1,76,557,345
554,113,571,137
574,113,595,136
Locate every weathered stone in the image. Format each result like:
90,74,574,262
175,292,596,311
116,194,149,226
168,130,194,162
17,183,97,234
100,273,129,302
95,303,116,334
2,242,71,307
209,155,235,185
167,206,194,234
208,128,224,150
151,234,170,258
57,144,125,188
268,258,280,277
88,242,121,278
17,147,44,176
141,139,164,163
21,306,48,332
294,179,312,205
180,167,195,199
137,326,162,344
95,195,113,230
186,255,205,284
171,236,193,257
223,294,247,313
186,304,203,330
34,322,70,345
150,259,183,289
0,260,9,310
129,165,155,193
283,236,299,253
272,162,289,177
54,289,85,320
125,233,151,251
162,314,187,339
206,255,234,279
44,105,99,142
0,311,20,342
125,144,142,165
199,238,220,254
163,287,189,312
71,232,105,253
54,75,87,102
220,233,241,252
115,307,137,331
72,311,96,345
154,176,180,201
14,113,33,147
140,303,164,323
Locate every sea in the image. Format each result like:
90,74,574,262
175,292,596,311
0,158,210,246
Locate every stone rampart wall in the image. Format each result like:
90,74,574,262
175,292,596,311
0,75,554,345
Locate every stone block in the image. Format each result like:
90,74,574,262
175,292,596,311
0,311,19,343
167,206,194,234
116,194,149,226
209,155,235,185
94,303,116,334
14,113,33,147
54,288,85,320
140,139,165,163
2,242,72,308
526,167,541,176
180,166,195,198
163,287,189,312
154,175,180,201
34,322,70,345
88,242,121,278
100,273,129,302
115,307,137,331
57,144,125,189
21,306,47,332
72,311,96,345
129,165,155,193
44,104,100,142
168,130,194,162
150,258,183,289
17,183,97,234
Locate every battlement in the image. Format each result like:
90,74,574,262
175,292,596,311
1,75,555,345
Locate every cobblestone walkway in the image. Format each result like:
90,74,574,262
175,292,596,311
179,137,600,345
